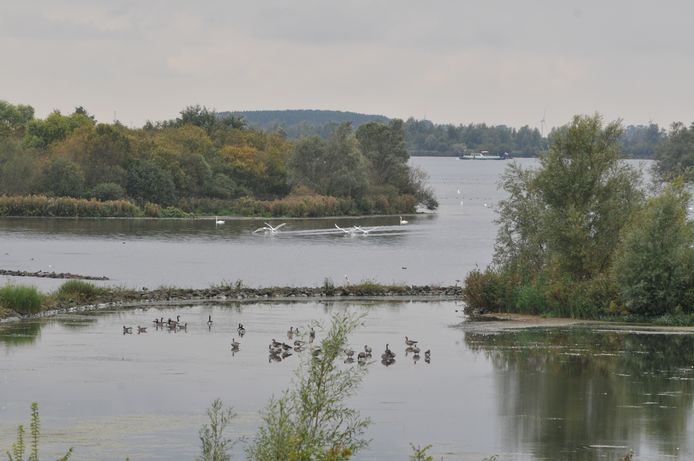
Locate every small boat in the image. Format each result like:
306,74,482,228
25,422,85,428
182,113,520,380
459,151,510,160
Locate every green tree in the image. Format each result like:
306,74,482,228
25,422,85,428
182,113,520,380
126,159,177,205
496,114,643,281
39,157,85,197
0,100,34,138
246,313,370,461
24,110,94,149
356,119,409,189
612,181,694,316
655,122,694,181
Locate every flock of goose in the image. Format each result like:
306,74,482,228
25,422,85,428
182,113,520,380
122,315,431,367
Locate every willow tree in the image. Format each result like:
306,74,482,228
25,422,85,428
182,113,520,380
495,114,644,282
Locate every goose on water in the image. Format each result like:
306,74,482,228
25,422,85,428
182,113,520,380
231,338,240,349
405,336,418,347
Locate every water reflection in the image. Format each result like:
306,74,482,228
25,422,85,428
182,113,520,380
0,321,42,349
465,328,694,460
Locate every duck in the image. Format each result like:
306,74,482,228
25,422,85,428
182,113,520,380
405,336,418,347
137,326,147,334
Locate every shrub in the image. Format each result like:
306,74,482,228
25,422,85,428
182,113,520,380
90,182,125,201
461,268,507,313
246,313,370,461
0,285,43,315
57,280,104,302
197,399,237,461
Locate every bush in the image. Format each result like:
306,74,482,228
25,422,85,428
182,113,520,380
461,268,507,313
0,285,43,315
246,313,370,461
57,280,104,302
90,182,125,201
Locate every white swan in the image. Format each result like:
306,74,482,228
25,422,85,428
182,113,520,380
399,216,408,225
335,224,359,235
354,226,376,235
215,216,225,225
253,222,287,234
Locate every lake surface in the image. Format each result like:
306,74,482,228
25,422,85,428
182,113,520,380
0,157,526,292
1,301,693,460
3,157,680,460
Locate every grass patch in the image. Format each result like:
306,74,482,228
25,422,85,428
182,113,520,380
56,280,105,303
0,285,43,315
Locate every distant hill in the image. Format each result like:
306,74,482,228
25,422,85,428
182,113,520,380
221,110,390,138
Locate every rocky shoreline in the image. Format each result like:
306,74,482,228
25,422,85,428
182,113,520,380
0,269,109,280
0,284,463,323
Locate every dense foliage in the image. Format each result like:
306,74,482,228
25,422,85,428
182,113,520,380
464,114,694,319
0,101,436,216
655,122,694,181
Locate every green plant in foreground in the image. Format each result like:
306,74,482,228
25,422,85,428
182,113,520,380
246,312,370,461
197,399,237,461
6,402,72,461
0,285,43,315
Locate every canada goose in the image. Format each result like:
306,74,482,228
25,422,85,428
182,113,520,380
309,327,316,343
271,339,282,348
237,323,245,335
231,338,240,349
364,345,372,356
424,349,431,358
207,315,213,326
413,353,420,364
405,336,418,347
123,326,133,334
137,326,147,334
281,350,293,359
287,326,295,338
344,357,355,364
381,344,395,360
344,348,355,358
311,347,322,357
294,339,306,347
357,351,367,361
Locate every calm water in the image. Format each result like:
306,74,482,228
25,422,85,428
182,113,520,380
0,157,531,291
1,302,693,460
3,157,679,460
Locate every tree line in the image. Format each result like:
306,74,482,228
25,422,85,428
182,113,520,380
0,101,436,216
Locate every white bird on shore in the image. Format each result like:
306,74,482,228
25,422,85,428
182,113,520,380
253,222,286,234
399,216,408,225
215,216,225,225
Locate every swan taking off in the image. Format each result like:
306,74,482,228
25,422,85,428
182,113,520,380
253,222,287,234
399,216,408,225
335,224,359,235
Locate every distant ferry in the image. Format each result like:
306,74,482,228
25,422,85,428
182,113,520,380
459,150,510,160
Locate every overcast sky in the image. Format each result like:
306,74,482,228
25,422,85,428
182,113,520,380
1,0,693,130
